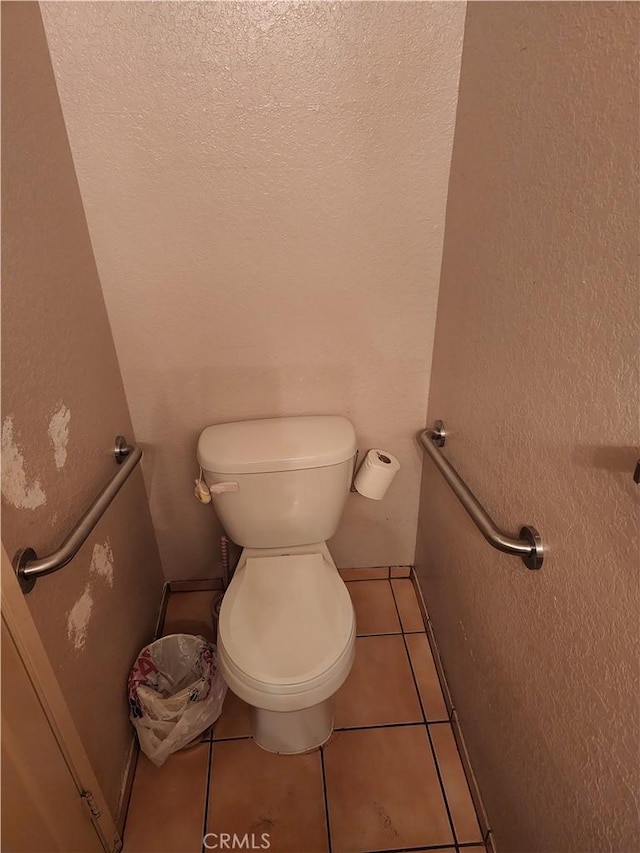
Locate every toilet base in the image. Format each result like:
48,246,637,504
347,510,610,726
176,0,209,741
250,698,334,754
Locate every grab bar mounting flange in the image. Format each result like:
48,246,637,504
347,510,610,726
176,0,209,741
518,525,544,570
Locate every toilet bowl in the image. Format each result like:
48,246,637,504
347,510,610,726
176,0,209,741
217,547,355,752
197,415,358,753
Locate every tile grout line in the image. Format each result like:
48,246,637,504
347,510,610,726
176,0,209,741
211,734,252,743
365,842,484,853
200,737,214,853
334,719,449,732
425,704,462,850
353,629,427,638
319,746,333,853
388,578,460,851
366,846,452,853
355,629,402,637
339,577,390,582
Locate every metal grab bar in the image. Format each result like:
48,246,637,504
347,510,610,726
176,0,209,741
420,421,544,569
14,436,142,593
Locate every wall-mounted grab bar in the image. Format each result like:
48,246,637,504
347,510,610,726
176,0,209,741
14,436,142,593
419,422,544,569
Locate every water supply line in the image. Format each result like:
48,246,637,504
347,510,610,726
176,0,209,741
212,535,230,631
220,535,230,590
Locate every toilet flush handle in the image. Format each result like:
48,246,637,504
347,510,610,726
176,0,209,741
209,481,239,495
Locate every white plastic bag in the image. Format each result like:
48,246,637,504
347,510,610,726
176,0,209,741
128,634,227,766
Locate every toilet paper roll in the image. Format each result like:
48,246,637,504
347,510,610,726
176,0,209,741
354,449,400,500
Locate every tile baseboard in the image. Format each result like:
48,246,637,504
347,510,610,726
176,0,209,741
153,582,171,641
154,579,223,641
451,710,493,848
116,736,140,838
390,565,412,578
486,828,498,852
339,566,413,580
410,568,493,848
339,566,390,580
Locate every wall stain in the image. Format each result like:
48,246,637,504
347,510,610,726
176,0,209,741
67,582,93,652
90,537,114,587
48,402,71,469
1,416,47,509
373,801,399,840
65,539,115,654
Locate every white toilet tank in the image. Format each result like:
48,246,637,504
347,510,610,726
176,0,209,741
197,416,357,548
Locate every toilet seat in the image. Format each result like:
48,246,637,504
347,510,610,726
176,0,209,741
217,552,355,712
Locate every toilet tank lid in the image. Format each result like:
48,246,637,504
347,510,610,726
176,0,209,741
197,416,357,474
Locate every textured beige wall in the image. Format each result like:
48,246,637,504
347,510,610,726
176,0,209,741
415,3,639,851
1,2,165,821
40,1,466,580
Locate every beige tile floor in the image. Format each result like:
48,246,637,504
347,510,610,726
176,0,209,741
124,570,487,853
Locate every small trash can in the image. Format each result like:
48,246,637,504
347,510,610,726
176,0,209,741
128,634,226,767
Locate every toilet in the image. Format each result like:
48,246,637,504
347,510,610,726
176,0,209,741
196,415,358,754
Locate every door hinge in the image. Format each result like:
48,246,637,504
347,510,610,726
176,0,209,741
80,789,102,820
